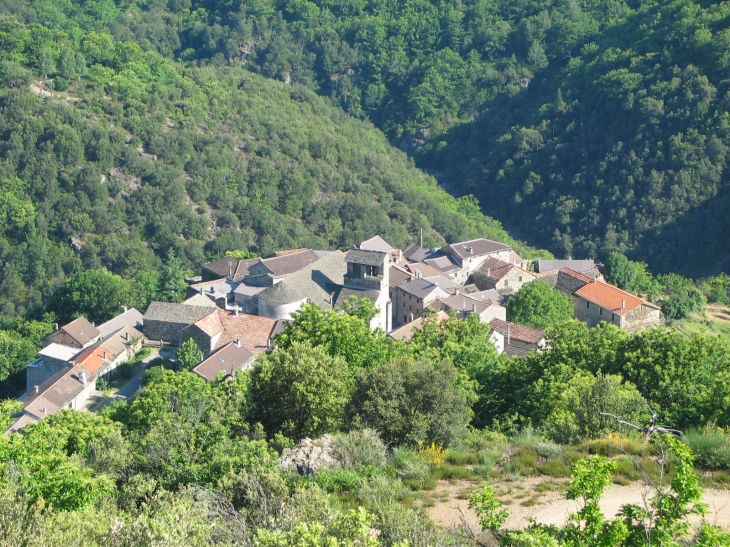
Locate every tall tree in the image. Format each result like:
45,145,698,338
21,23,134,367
505,280,574,329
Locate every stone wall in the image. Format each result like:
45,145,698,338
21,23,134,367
472,267,535,295
26,357,68,392
572,296,622,329
625,304,662,333
144,319,188,344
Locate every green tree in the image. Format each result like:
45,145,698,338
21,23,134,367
0,330,37,383
249,341,354,440
605,252,637,290
662,285,706,319
347,358,472,447
176,338,202,371
158,251,188,303
505,280,574,329
47,269,132,325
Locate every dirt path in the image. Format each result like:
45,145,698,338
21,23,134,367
428,478,730,532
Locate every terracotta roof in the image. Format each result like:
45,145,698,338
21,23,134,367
202,256,261,281
574,281,643,315
427,298,443,311
181,310,224,338
74,344,113,374
261,249,321,277
354,236,394,253
217,311,279,355
192,341,255,381
388,311,449,342
490,319,545,344
389,264,412,288
445,238,510,260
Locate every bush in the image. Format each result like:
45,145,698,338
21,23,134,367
684,427,730,470
586,438,622,457
390,448,430,483
535,441,563,460
511,447,538,475
313,467,363,493
538,459,571,478
356,475,409,508
331,429,387,469
96,377,110,391
114,362,137,382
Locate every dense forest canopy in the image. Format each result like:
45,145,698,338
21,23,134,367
4,0,724,274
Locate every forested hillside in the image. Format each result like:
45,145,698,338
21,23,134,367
9,0,727,275
0,11,543,319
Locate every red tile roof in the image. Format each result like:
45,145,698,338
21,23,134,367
475,257,516,280
490,319,545,344
389,311,449,342
74,344,112,374
574,281,643,315
217,311,278,355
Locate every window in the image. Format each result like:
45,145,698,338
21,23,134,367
403,302,405,308
368,265,378,276
599,307,603,316
612,313,615,321
519,276,523,282
352,263,362,277
409,305,412,311
504,279,509,287
417,298,421,304
403,315,407,323
586,301,590,309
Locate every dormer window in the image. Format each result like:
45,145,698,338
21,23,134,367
368,265,378,276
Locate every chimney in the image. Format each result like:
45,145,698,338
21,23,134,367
455,289,460,296
53,323,59,331
79,371,87,385
622,299,625,310
42,407,47,414
33,385,39,394
228,260,233,278
234,306,239,317
409,313,414,322
102,350,107,359
124,331,129,341
120,306,128,314
472,303,477,312
487,267,491,278
234,339,241,348
91,322,95,327
415,270,422,279
507,324,511,346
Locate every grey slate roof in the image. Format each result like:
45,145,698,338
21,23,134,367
389,264,413,288
398,278,442,299
334,287,381,307
444,238,510,259
143,301,217,325
202,256,261,281
440,294,492,314
257,251,348,306
346,249,386,266
537,259,595,273
45,317,100,348
422,275,461,294
403,244,432,262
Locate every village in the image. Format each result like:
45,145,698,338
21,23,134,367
5,236,662,434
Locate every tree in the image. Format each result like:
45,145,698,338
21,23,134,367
605,252,637,290
347,358,472,447
0,330,38,383
662,285,706,319
176,338,202,371
249,341,354,440
505,280,574,329
47,269,132,325
158,251,188,303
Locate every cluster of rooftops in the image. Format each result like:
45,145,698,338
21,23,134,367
5,235,661,435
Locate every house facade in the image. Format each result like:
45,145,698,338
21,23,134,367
472,257,536,295
573,281,661,332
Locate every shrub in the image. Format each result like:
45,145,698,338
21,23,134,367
446,451,481,466
331,429,386,469
313,467,363,493
96,377,110,391
356,475,409,508
511,447,538,476
538,459,571,478
416,442,448,466
535,441,563,460
114,362,137,382
391,448,430,483
513,427,541,448
586,438,622,457
684,427,730,470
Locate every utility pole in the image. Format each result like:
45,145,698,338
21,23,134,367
36,79,54,102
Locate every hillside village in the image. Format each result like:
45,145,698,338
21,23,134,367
5,236,661,434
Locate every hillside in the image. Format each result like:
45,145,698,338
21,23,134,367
10,0,727,275
0,14,545,319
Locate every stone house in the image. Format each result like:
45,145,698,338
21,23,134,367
489,318,547,353
439,292,507,323
472,257,536,295
192,341,256,382
245,249,322,287
555,268,595,296
143,301,218,344
42,317,100,349
573,281,661,332
441,238,512,283
394,278,449,327
178,311,225,354
26,343,80,389
201,256,261,282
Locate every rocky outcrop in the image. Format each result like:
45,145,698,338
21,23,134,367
279,435,336,474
